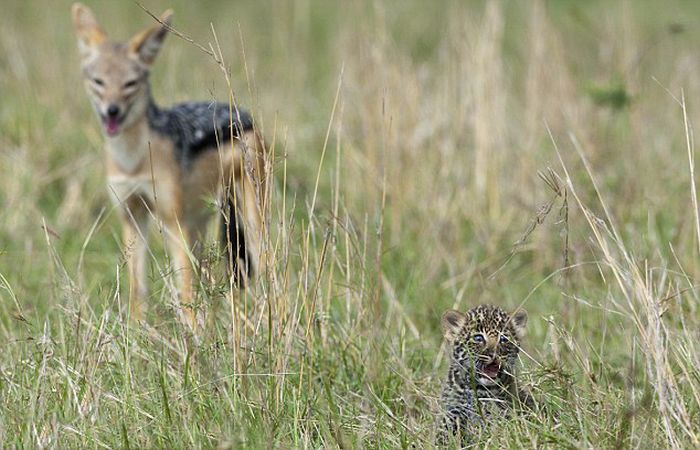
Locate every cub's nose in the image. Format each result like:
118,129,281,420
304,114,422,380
106,104,120,118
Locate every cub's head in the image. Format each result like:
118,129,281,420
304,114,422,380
71,3,172,137
442,304,527,388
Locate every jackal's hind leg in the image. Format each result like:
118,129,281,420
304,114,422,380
237,130,268,280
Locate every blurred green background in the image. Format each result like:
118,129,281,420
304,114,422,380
1,0,700,448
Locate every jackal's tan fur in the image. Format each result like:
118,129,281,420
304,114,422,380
71,3,268,334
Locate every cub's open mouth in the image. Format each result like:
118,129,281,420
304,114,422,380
480,361,501,378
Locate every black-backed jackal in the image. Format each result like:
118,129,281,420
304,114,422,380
71,3,268,334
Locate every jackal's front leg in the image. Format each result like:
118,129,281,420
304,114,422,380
122,204,150,321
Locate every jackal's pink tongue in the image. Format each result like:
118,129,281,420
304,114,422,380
105,118,120,136
483,362,500,378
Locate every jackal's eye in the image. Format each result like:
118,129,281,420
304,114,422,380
123,79,138,89
92,78,104,87
472,333,485,344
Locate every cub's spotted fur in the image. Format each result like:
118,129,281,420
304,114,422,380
437,304,533,445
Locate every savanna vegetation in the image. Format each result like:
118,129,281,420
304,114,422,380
1,0,700,448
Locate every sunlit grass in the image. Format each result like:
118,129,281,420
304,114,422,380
1,0,699,448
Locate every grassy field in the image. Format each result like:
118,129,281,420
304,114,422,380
2,0,700,448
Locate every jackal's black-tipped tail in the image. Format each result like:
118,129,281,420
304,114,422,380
221,198,252,288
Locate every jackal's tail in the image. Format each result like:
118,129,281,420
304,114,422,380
221,198,252,288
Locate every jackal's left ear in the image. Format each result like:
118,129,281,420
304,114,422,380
72,3,107,59
129,10,173,66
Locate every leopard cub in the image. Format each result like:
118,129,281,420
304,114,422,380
437,304,533,445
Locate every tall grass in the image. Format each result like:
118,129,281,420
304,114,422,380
1,0,699,448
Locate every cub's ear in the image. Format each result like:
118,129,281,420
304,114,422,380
71,3,107,60
510,309,528,339
128,9,173,66
441,310,466,342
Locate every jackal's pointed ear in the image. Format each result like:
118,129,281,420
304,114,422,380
128,9,173,66
442,310,467,343
510,309,528,339
72,3,107,59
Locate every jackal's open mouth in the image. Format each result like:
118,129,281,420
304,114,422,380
480,361,501,378
101,115,123,136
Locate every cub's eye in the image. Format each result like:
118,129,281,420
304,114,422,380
92,78,104,87
472,334,485,343
499,335,509,344
123,79,138,89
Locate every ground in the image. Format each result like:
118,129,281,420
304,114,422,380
1,0,699,448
